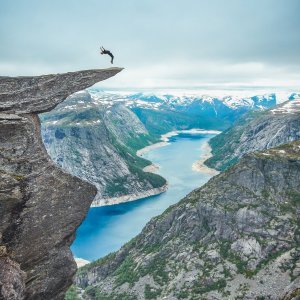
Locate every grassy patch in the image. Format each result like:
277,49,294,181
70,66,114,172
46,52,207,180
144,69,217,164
114,256,139,287
287,191,300,207
205,110,264,171
64,285,81,300
142,243,161,254
144,284,162,300
191,279,227,295
83,286,137,300
176,289,190,299
139,256,169,285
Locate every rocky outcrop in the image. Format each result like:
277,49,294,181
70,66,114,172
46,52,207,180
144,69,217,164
0,68,122,299
40,91,167,206
73,141,300,299
0,68,122,114
205,98,300,171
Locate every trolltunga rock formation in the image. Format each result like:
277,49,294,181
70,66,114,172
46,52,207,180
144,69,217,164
0,68,122,299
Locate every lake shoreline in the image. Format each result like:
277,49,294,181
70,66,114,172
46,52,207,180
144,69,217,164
91,129,220,207
192,141,220,175
75,257,90,268
91,183,168,207
137,128,221,156
73,130,220,260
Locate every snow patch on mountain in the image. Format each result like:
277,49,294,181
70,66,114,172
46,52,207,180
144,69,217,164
271,97,300,115
85,89,299,112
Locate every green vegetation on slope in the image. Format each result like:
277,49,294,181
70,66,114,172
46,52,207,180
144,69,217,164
41,104,167,200
205,110,265,171
104,129,166,197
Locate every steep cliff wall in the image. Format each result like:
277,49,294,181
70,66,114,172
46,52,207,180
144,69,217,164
0,68,122,299
205,98,300,171
40,91,167,206
74,141,300,299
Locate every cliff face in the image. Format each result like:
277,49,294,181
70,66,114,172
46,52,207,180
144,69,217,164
0,68,122,299
205,98,300,171
74,141,300,299
40,91,167,206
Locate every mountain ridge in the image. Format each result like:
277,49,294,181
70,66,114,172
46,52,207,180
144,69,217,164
205,97,300,171
40,91,167,206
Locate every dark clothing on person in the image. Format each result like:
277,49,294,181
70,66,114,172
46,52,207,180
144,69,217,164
100,47,114,64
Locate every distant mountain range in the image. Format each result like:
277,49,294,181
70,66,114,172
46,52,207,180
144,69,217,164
89,89,299,133
40,90,299,205
89,89,299,111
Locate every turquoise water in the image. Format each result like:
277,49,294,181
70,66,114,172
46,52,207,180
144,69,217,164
71,133,215,261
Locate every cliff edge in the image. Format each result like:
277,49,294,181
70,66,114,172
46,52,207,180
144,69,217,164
0,68,122,299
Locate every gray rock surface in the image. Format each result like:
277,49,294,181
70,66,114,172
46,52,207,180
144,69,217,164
205,98,300,171
73,141,300,299
40,91,167,206
0,68,122,114
0,254,26,300
0,68,122,299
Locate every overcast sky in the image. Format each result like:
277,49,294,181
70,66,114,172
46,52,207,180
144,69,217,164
1,0,299,89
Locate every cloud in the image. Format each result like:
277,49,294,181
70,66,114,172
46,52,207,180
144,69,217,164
97,59,299,89
0,0,299,88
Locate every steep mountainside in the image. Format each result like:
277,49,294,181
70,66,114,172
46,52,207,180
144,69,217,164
0,68,122,299
40,91,167,206
73,141,300,300
205,96,300,171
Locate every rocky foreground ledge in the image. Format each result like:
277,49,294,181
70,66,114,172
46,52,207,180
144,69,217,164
0,68,122,299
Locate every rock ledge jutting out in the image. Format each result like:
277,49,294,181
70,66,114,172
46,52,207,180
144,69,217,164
0,68,122,299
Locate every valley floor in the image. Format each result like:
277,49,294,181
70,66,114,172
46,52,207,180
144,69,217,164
93,129,220,207
71,131,217,261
